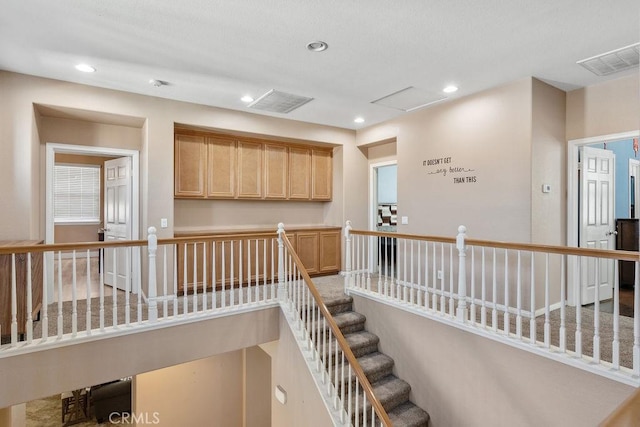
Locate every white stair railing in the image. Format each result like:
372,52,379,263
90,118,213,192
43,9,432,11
344,221,640,386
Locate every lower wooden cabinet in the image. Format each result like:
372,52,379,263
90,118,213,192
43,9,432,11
175,227,341,293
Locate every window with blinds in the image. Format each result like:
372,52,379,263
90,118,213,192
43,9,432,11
54,164,101,223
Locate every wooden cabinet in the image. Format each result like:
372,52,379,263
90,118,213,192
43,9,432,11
175,134,206,197
175,130,333,201
0,241,43,338
207,138,236,198
264,144,288,199
237,141,263,198
289,147,311,199
175,227,340,292
312,149,332,201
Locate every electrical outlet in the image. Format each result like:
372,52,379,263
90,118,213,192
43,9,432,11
437,270,443,279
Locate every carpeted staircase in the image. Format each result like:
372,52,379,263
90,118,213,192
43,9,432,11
322,293,430,427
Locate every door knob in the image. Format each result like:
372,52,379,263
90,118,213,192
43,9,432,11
606,230,618,236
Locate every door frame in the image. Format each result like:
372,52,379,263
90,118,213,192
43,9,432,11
566,130,639,306
45,143,140,300
368,160,397,272
629,158,640,218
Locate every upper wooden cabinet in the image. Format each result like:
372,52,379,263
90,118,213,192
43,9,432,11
174,130,333,201
237,140,263,198
175,134,207,197
207,137,236,198
289,147,311,200
264,144,288,199
312,149,332,201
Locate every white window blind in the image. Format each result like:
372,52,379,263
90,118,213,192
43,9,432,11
54,164,101,223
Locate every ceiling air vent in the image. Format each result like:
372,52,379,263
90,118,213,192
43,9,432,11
577,42,640,76
371,86,446,112
247,89,313,114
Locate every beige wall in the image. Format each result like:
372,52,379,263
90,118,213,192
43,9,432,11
357,78,534,242
0,307,279,408
353,296,634,427
262,313,334,427
134,351,244,427
566,73,639,141
245,346,272,427
0,71,354,243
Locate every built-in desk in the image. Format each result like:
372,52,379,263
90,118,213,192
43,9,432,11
173,226,341,293
0,240,43,338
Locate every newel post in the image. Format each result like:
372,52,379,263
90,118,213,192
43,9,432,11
277,223,286,302
147,226,158,322
344,220,353,295
456,225,468,322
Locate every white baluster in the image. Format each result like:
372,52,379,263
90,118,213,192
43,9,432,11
230,240,235,306
221,242,226,308
203,242,207,311
173,244,178,315
492,248,497,332
633,260,639,375
137,246,142,323
516,250,522,338
456,226,468,322
26,253,33,343
470,246,476,325
163,246,168,318
416,241,421,307
612,261,620,370
125,246,131,325
504,250,509,336
10,254,17,345
72,251,77,337
424,241,429,310
403,239,408,303
481,247,487,328
560,255,567,352
85,250,91,336
212,242,217,309
410,240,414,305
432,242,437,311
544,254,550,348
575,256,583,358
41,251,48,340
238,240,243,306
448,244,454,316
100,247,105,331
593,256,600,363
277,223,286,302
147,227,158,322
529,252,536,344
57,252,63,339
112,247,117,327
439,243,445,315
192,242,198,313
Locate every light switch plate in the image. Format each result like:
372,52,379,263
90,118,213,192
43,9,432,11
160,218,168,228
401,216,408,225
542,184,551,193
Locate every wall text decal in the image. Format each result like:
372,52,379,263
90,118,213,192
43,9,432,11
422,156,477,184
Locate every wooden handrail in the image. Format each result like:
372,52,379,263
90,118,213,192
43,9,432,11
600,386,640,426
351,229,640,262
280,232,392,426
0,232,279,255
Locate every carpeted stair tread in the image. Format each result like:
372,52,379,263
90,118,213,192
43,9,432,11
354,352,395,384
307,310,366,335
323,295,354,315
371,375,412,412
388,402,430,427
344,331,379,357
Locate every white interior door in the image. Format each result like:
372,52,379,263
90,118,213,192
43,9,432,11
104,157,132,291
579,146,615,305
630,159,639,218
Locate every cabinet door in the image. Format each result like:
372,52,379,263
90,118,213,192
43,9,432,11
237,141,263,198
175,134,206,197
311,149,333,201
264,144,288,199
289,147,311,200
207,138,236,198
319,231,341,273
296,232,319,274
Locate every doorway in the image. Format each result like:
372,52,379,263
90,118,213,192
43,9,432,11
369,161,397,273
567,130,640,306
45,143,140,301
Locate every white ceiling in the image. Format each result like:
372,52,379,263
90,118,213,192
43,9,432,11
1,0,638,130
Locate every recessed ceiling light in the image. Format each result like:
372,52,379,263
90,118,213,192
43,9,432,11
443,85,458,93
241,95,254,103
354,117,365,124
75,63,96,73
307,41,328,52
